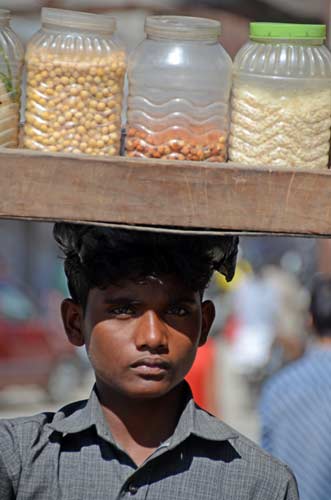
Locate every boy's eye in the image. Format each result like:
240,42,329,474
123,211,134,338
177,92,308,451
167,306,189,317
108,306,135,317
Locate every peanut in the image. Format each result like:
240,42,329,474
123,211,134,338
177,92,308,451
125,127,227,162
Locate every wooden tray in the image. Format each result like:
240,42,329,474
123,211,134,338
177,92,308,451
0,149,330,236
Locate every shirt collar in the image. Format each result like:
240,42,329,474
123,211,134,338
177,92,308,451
48,386,112,442
168,382,238,449
49,382,238,445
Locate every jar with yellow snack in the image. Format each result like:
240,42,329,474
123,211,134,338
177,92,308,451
0,9,24,148
24,8,126,156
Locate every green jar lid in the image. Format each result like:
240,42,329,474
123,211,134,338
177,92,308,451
250,22,326,41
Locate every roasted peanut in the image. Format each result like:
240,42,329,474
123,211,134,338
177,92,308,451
125,126,227,162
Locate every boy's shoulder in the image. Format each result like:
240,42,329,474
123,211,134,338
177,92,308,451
197,407,294,479
0,398,87,455
177,404,298,497
0,398,88,495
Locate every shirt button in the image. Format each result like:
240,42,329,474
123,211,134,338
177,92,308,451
128,484,138,495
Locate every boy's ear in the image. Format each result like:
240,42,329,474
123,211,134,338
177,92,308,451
199,300,215,347
61,298,85,347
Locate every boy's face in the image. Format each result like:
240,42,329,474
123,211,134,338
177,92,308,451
62,273,215,400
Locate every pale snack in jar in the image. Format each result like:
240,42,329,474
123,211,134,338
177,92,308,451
24,8,126,156
0,10,24,148
0,79,20,147
230,86,331,168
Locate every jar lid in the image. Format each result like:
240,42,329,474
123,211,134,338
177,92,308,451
250,23,326,41
0,9,10,25
145,16,221,41
42,8,116,34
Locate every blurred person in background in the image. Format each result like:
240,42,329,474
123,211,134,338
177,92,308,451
227,269,279,379
185,335,219,416
259,266,309,374
224,265,309,405
185,255,254,418
0,256,9,281
259,276,331,500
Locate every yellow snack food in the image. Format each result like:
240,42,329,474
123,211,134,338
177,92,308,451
24,50,126,155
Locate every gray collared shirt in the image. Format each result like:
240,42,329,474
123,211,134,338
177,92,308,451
0,384,298,500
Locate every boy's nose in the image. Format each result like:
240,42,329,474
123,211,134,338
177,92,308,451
135,310,169,352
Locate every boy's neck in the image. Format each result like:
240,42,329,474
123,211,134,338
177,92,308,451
96,381,186,466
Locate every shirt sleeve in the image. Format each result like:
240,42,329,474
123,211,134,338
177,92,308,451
259,383,275,453
260,415,273,453
0,454,14,500
282,470,299,500
0,420,21,499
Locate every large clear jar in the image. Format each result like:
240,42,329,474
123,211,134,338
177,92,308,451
24,8,126,156
229,23,331,169
126,16,232,162
0,9,24,148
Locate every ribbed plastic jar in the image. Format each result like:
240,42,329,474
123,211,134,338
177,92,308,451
126,16,232,162
229,23,331,169
0,9,24,148
24,8,126,156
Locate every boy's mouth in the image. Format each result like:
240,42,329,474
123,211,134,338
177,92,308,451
130,357,170,375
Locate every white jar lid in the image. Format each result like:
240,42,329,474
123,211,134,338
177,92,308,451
145,16,221,41
0,9,10,26
42,7,116,34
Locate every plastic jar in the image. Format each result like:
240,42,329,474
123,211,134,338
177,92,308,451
24,8,126,156
0,9,24,148
229,23,331,169
126,16,232,162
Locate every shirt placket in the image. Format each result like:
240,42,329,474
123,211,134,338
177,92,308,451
116,442,170,500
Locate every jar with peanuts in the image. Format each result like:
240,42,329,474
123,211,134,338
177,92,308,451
24,8,126,156
229,23,331,169
0,9,24,148
126,16,232,163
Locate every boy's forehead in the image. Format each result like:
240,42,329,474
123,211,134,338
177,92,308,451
136,275,165,286
101,273,199,297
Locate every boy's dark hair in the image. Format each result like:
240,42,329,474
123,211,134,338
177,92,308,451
53,223,238,309
310,277,331,337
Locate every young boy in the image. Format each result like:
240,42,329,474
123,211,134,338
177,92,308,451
0,223,298,499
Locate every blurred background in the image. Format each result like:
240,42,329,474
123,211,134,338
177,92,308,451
0,0,330,452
